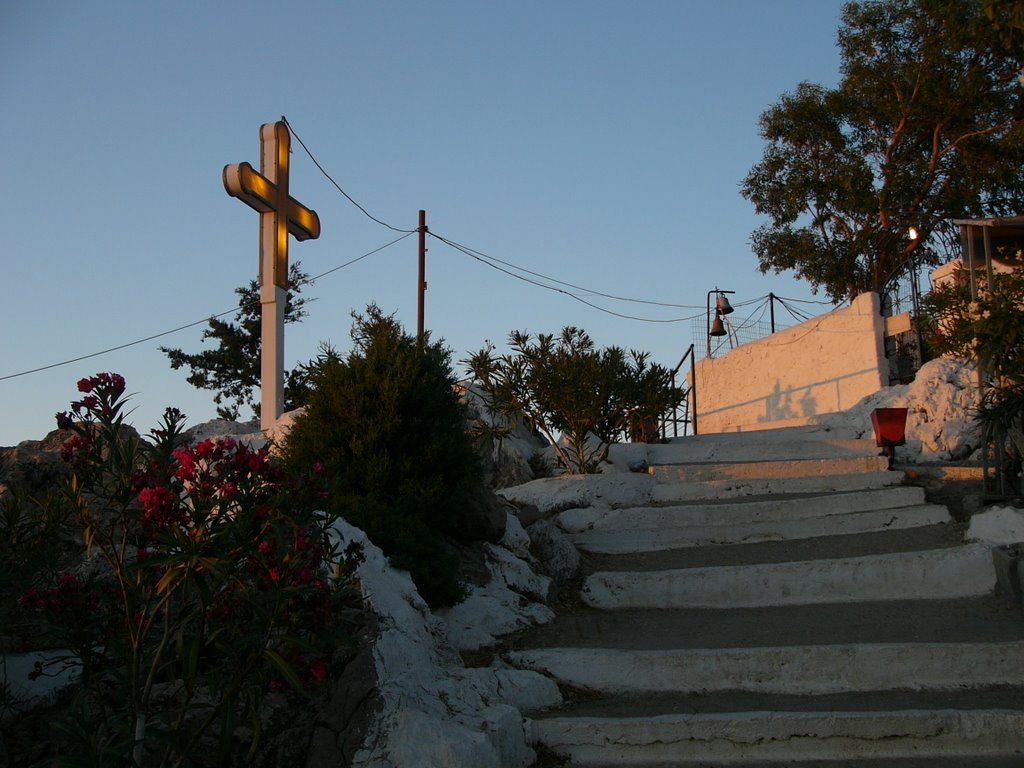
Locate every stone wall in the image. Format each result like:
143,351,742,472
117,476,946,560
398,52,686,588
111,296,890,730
692,292,887,434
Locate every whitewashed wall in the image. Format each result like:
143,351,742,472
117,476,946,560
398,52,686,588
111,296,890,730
692,292,887,434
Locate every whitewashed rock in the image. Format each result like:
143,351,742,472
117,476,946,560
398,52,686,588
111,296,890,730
967,506,1024,546
528,519,581,584
815,357,981,463
500,511,533,558
330,519,560,767
439,542,555,651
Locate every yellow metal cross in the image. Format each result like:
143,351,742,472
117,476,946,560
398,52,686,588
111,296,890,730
223,121,321,288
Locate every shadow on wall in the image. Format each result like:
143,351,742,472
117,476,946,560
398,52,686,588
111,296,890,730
697,365,887,434
692,293,887,434
762,381,820,423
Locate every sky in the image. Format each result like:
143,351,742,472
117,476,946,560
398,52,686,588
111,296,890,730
0,1,849,446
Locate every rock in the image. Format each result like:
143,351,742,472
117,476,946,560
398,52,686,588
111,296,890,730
304,627,382,768
513,502,546,528
452,486,508,544
527,519,581,586
330,519,560,768
500,513,532,559
459,382,547,489
967,506,1024,545
439,540,555,651
1,429,75,501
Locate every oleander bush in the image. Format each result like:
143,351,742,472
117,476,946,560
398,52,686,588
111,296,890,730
1,373,362,767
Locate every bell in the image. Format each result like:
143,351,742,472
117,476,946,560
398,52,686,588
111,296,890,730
715,293,735,315
710,315,727,337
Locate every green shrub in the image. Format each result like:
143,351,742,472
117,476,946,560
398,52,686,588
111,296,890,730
466,327,684,473
282,306,481,607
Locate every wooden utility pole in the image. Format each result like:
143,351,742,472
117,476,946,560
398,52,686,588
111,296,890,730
417,209,427,344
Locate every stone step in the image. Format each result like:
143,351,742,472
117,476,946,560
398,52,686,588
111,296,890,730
508,640,1024,696
648,455,890,484
497,468,903,516
647,469,904,504
608,426,877,466
581,523,963,572
568,504,950,553
581,543,995,609
559,486,927,534
512,597,1024,652
558,487,948,553
528,708,1024,766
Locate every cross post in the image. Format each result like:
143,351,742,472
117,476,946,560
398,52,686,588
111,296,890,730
223,120,321,433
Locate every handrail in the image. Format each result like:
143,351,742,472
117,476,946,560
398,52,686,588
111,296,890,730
667,344,696,437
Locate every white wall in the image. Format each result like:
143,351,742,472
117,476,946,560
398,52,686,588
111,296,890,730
692,292,887,434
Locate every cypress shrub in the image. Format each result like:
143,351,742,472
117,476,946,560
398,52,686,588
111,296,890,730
283,306,480,607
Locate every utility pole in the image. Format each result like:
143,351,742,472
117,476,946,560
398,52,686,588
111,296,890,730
769,292,776,334
417,209,427,345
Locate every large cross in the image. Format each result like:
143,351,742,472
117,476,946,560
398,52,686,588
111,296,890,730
223,120,321,433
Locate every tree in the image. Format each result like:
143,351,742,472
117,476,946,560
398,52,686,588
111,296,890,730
919,267,1024,485
742,0,1024,305
281,306,481,607
161,263,310,421
466,327,684,474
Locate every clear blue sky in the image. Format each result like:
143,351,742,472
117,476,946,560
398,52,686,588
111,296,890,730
1,1,847,445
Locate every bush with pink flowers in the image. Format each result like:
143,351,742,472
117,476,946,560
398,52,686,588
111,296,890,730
3,373,362,767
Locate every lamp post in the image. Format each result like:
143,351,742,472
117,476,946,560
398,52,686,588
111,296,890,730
706,288,735,358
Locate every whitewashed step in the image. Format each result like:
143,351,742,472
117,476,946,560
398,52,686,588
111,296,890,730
582,543,995,609
558,487,948,553
648,470,904,504
648,455,890,483
498,468,903,515
529,709,1024,766
509,641,1024,696
608,427,877,466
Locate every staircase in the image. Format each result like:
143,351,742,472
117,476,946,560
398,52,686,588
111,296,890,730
504,426,1024,766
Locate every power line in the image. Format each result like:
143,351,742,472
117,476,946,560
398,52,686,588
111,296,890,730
282,115,417,235
285,117,822,326
431,233,708,324
0,236,413,383
430,231,706,310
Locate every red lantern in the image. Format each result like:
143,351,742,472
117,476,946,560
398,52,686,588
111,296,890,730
870,408,908,469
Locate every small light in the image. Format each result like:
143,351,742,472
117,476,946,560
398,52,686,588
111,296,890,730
908,227,919,240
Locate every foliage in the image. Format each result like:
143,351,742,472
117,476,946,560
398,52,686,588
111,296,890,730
741,0,1024,304
282,306,481,608
919,269,1024,382
982,0,1024,54
161,262,311,421
466,327,684,474
3,373,361,767
919,268,1024,479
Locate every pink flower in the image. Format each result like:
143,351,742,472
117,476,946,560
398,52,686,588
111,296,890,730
267,567,282,583
77,378,95,393
194,440,215,459
308,660,328,683
138,486,178,529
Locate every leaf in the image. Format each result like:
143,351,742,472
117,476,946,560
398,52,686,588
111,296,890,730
263,647,305,694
